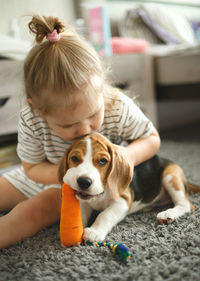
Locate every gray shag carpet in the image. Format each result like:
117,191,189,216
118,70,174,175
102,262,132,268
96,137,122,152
0,125,200,281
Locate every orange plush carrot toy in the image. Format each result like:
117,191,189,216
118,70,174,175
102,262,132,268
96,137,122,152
60,183,83,246
60,183,132,262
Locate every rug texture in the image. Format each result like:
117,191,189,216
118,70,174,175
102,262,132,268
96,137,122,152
0,129,200,281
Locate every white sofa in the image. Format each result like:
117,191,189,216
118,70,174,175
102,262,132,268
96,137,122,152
101,1,200,130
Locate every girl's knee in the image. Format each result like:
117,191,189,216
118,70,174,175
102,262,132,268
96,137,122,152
18,200,41,225
14,200,43,237
14,190,61,238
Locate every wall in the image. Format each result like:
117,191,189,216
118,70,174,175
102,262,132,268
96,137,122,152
0,0,76,41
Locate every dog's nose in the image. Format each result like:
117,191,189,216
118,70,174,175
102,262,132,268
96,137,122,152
77,177,92,190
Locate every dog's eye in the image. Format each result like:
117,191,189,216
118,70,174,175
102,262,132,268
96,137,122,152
98,158,108,166
71,156,79,163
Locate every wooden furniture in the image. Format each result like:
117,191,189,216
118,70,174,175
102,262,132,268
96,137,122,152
143,45,200,129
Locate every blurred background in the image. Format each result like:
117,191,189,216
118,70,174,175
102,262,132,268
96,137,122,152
0,0,200,170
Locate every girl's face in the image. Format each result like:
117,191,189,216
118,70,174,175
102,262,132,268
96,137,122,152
45,93,104,141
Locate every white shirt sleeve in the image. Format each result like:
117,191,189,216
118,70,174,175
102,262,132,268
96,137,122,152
119,92,154,141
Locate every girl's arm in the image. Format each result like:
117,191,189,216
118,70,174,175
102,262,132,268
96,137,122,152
22,127,160,184
22,161,60,185
118,127,161,169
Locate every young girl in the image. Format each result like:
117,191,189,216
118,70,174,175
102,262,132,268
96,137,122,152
0,15,160,249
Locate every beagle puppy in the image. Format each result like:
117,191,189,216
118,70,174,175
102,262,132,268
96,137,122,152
58,132,199,243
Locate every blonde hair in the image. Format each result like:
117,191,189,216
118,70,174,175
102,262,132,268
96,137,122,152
24,15,106,114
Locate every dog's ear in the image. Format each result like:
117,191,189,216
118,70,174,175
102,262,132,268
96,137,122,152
58,149,70,184
107,145,133,201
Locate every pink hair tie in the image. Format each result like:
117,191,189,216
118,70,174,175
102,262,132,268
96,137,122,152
46,29,60,42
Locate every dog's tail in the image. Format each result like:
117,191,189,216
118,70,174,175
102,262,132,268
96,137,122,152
187,183,200,193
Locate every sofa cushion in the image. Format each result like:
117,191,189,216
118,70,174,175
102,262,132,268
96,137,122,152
120,3,196,44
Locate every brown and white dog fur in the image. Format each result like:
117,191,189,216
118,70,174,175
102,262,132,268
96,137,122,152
58,133,199,243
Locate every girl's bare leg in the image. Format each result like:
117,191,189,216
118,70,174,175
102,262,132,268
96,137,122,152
0,177,27,211
0,187,62,249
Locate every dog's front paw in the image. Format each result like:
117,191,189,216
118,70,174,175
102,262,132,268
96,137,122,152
157,209,175,224
83,227,106,242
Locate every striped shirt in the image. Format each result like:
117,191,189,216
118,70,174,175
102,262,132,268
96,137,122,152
17,91,153,165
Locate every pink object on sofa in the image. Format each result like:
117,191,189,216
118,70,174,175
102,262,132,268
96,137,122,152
111,37,149,54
